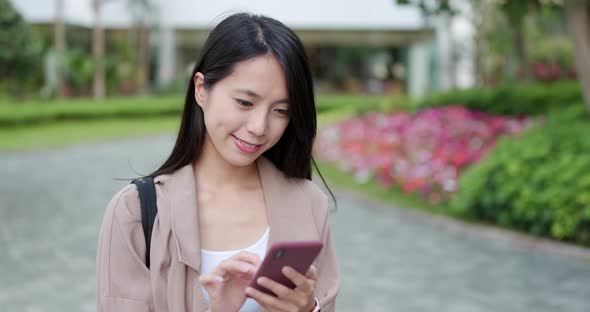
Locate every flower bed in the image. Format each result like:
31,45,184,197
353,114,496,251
314,106,537,203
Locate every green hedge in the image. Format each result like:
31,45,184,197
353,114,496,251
315,95,391,114
0,95,391,128
451,107,590,246
413,81,583,116
0,96,182,128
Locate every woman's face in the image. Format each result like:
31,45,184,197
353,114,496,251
194,54,290,168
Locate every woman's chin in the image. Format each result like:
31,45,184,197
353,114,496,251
223,152,259,168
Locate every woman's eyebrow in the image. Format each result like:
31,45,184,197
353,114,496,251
234,88,289,105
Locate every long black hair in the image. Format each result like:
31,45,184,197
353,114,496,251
150,12,335,205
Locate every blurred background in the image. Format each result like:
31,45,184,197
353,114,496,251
1,0,590,311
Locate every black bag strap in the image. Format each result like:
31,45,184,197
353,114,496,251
131,177,158,269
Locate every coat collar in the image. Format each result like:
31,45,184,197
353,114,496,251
157,156,305,273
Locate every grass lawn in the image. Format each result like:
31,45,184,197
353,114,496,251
0,95,380,152
1,114,359,153
0,96,181,127
0,111,358,152
0,117,179,152
1,93,394,127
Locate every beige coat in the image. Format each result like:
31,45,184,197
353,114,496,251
96,157,339,311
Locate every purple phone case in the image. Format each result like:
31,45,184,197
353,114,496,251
247,240,323,296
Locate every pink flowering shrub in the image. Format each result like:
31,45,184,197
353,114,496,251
314,106,537,203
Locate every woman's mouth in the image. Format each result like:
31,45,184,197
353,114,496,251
232,135,262,154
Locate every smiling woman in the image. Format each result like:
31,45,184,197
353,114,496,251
193,55,291,167
96,12,339,312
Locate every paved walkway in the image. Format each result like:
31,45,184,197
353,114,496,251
1,135,589,311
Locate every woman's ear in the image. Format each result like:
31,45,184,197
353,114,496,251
193,72,207,108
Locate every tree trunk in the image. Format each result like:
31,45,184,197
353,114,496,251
513,22,529,81
54,0,67,98
473,35,482,86
565,0,590,114
93,0,105,100
473,0,495,87
472,11,485,86
137,18,149,93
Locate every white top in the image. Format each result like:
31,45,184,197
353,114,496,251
200,228,270,312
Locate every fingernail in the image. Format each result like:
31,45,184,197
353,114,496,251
257,277,264,284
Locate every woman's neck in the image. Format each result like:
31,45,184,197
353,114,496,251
193,136,260,190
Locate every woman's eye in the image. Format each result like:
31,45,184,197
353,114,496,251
275,109,290,116
234,98,252,107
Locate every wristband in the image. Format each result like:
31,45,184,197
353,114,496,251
309,297,321,312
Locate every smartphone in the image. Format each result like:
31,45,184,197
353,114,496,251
247,240,323,296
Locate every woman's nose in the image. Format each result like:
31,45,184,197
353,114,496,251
247,110,268,136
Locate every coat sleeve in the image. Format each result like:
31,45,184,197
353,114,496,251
313,191,340,312
96,185,153,312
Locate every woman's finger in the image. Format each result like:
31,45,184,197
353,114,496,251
213,258,257,279
245,286,298,311
256,276,296,298
305,265,318,280
231,251,262,267
282,266,314,294
257,277,309,308
199,274,224,285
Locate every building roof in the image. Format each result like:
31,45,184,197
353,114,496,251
10,0,427,31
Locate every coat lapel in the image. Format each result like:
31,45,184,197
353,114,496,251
164,164,203,272
160,157,318,311
257,157,285,249
158,164,209,310
257,157,319,249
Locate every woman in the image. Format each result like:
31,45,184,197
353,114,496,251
96,12,339,312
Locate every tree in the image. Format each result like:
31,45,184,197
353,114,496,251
0,0,42,95
397,0,537,81
470,0,495,86
92,0,106,100
397,0,590,114
54,0,67,97
398,0,494,86
564,0,590,114
395,0,458,15
128,0,153,93
498,0,539,81
93,0,151,98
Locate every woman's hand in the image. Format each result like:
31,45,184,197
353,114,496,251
200,251,261,312
245,265,318,312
